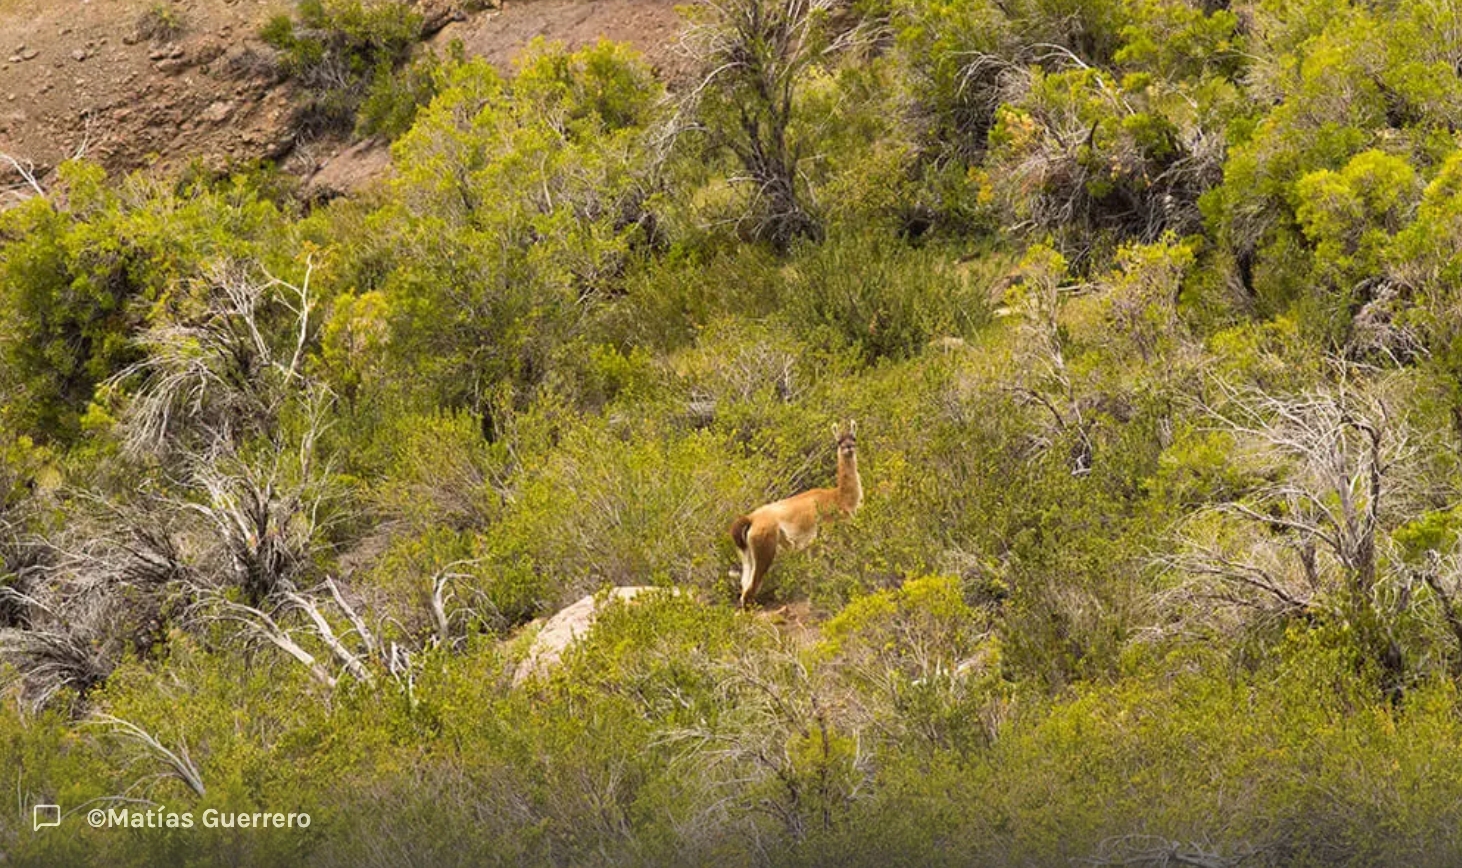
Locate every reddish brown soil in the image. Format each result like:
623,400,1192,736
432,0,685,78
0,0,687,204
0,0,295,194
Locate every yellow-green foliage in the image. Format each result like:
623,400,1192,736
261,0,423,132
481,417,763,600
17,3,1462,864
0,163,289,443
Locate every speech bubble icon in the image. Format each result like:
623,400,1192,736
33,804,60,830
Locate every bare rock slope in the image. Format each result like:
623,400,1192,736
513,586,671,686
0,0,683,200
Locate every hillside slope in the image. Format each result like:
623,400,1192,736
0,0,682,202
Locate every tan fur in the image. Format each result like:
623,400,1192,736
731,421,862,608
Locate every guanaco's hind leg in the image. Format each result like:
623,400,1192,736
737,540,754,603
741,525,779,609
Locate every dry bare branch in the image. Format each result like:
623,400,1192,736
656,641,873,844
192,590,336,688
1084,833,1264,867
672,0,859,248
111,257,321,460
282,587,374,685
0,152,46,202
87,713,206,798
1160,368,1441,689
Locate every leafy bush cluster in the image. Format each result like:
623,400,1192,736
13,0,1462,863
261,0,426,135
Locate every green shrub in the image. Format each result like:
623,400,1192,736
134,1,185,43
778,231,1000,363
261,0,423,134
822,575,1003,754
479,415,763,607
356,49,446,140
18,1,1462,863
374,44,663,416
0,162,287,444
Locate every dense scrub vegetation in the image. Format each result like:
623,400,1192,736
10,0,1462,863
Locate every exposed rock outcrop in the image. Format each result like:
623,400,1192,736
513,586,672,686
0,0,682,192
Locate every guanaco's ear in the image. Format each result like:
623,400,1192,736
849,419,857,437
831,422,841,439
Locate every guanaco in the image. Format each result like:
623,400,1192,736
730,421,862,608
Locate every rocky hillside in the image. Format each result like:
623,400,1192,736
0,0,682,203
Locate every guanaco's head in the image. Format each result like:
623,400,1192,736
832,420,857,458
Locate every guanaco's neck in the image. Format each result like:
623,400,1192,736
836,452,862,513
